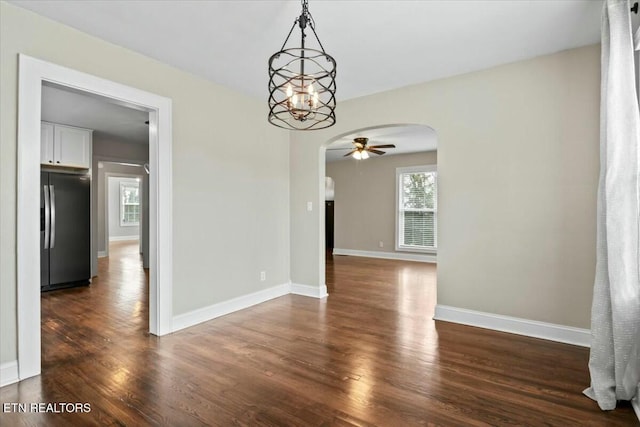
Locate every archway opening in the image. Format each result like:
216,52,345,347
321,123,438,295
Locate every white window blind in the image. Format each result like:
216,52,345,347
396,166,437,252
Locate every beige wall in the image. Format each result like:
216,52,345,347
93,132,149,161
326,151,437,254
0,3,290,364
292,44,600,329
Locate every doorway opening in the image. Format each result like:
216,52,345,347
106,175,143,250
101,166,148,262
17,54,173,381
321,124,438,294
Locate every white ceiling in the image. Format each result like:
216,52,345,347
42,83,149,144
20,0,607,156
12,0,603,102
326,124,436,162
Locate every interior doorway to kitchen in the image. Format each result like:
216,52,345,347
17,54,173,381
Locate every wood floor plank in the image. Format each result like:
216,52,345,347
1,242,637,426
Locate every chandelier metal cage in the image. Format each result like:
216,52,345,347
268,0,336,130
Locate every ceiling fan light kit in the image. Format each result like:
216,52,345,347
341,137,396,160
352,150,369,160
268,0,337,130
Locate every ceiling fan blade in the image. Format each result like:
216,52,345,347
343,149,357,157
369,144,396,149
368,149,386,155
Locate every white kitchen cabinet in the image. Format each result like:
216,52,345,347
40,122,54,165
40,122,92,169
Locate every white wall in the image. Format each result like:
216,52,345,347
0,3,290,365
291,44,600,330
107,176,140,241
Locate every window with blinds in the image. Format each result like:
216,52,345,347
396,166,437,252
120,181,141,227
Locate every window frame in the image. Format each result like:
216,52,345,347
395,165,437,253
119,180,141,227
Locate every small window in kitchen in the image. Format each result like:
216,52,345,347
120,181,140,227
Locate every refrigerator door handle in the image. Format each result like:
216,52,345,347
43,184,50,249
50,184,56,249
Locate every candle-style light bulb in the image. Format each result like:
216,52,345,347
291,94,298,107
313,92,319,107
286,84,293,98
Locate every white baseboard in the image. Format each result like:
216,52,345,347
433,304,590,347
172,283,291,333
0,361,19,387
97,251,107,258
172,281,329,333
291,282,328,299
333,248,436,263
109,236,139,242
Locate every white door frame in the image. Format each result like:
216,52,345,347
17,54,173,381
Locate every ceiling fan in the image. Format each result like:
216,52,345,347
329,137,396,160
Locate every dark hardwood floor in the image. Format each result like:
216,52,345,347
1,242,636,426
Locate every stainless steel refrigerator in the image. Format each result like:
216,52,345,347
41,171,91,291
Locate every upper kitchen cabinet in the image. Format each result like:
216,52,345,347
41,122,92,169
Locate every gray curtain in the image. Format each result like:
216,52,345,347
584,0,640,411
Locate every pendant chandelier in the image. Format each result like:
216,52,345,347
268,0,336,130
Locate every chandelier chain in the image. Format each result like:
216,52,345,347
301,0,316,30
278,0,324,53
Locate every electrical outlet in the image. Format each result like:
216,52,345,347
379,241,384,248
307,201,313,211
260,271,266,281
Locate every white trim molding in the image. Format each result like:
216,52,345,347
97,251,107,258
0,361,19,387
433,305,591,347
333,248,436,263
172,282,329,333
17,54,173,382
291,282,328,299
172,283,291,333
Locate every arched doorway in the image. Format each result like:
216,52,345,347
321,124,438,292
